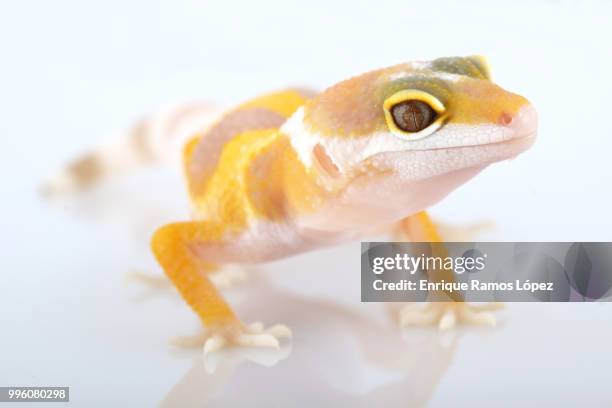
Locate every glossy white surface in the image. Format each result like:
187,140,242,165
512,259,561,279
1,0,612,406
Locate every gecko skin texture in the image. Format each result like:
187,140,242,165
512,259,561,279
150,56,538,353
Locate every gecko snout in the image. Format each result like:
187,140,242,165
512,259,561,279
500,103,538,139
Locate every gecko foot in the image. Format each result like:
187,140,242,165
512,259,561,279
127,264,249,291
208,265,248,289
399,302,503,330
126,270,171,288
170,321,292,355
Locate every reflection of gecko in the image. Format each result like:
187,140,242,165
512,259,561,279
161,278,462,407
45,56,537,354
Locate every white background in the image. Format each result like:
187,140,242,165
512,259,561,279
1,0,611,406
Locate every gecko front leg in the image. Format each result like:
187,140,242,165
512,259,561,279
396,211,502,330
151,221,291,354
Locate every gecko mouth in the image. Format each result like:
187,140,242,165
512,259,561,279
443,133,537,178
422,103,538,153
412,132,537,180
477,132,537,157
422,131,537,153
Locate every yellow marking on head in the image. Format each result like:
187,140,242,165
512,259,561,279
300,57,530,138
448,78,529,125
430,55,492,80
468,55,492,80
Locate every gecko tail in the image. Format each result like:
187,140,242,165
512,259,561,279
40,102,224,198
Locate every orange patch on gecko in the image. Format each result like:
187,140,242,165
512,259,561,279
193,129,277,228
247,135,327,220
186,89,314,199
240,89,312,118
193,128,326,227
187,108,286,198
443,79,529,125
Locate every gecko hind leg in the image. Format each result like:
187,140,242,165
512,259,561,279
396,212,503,330
151,222,291,355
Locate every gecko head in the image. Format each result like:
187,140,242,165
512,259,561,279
287,55,537,172
282,56,537,219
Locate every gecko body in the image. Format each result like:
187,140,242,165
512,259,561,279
152,56,537,352
47,56,538,353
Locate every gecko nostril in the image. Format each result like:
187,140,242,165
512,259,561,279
499,112,513,126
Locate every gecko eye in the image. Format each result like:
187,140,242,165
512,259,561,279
390,100,437,133
383,90,446,140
